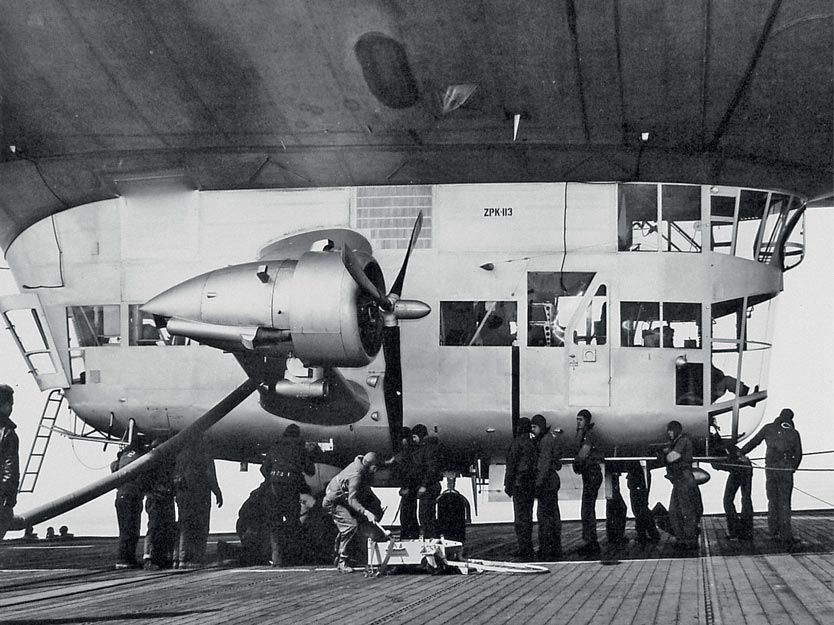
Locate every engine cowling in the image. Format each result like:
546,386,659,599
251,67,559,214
287,251,384,366
142,250,385,367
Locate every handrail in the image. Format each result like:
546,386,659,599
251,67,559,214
665,220,702,252
710,337,771,353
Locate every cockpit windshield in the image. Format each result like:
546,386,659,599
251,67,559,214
620,183,805,271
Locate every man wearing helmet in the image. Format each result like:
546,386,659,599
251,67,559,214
322,452,383,573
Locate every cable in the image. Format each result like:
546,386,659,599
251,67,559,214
764,467,833,472
13,150,71,209
8,149,67,289
730,449,834,461
791,485,834,508
22,214,65,289
69,437,112,472
722,459,834,507
715,460,834,472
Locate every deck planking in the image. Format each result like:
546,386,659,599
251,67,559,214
0,512,830,625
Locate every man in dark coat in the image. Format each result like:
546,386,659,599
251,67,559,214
236,482,272,565
436,474,471,544
740,408,802,548
605,472,629,545
625,463,660,544
261,424,316,566
144,438,177,569
710,432,753,540
387,426,420,539
411,424,442,539
504,417,536,559
574,409,603,555
663,420,702,550
0,385,19,542
531,413,564,560
173,435,223,568
111,436,150,569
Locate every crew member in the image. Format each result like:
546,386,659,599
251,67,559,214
709,431,753,540
411,424,442,538
236,481,271,565
386,426,420,539
605,472,629,545
531,413,564,560
574,409,603,555
0,385,20,541
504,417,536,559
711,365,751,403
662,420,702,550
173,435,223,569
111,436,149,569
298,492,338,564
261,424,315,566
144,438,177,569
435,473,470,544
740,408,802,549
625,463,659,544
322,452,383,573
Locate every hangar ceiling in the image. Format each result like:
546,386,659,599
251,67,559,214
0,0,831,249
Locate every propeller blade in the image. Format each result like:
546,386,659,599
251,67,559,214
390,210,423,297
342,245,389,309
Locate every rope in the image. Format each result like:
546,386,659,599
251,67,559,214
69,438,112,472
711,459,834,507
791,484,834,508
712,460,834,472
747,460,834,507
745,449,834,460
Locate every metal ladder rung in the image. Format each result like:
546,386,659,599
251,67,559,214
19,389,65,494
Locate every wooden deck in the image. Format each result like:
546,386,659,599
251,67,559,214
0,512,831,625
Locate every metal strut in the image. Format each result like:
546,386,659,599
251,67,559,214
10,378,258,531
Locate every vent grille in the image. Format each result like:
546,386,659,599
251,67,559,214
354,186,432,250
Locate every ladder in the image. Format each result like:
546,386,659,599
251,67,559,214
18,389,65,493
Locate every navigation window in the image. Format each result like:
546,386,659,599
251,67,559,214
440,301,517,346
660,185,702,252
127,305,191,346
67,305,120,347
618,184,658,251
621,301,701,348
527,272,595,347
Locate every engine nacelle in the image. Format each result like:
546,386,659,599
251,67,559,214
143,250,385,367
287,251,383,366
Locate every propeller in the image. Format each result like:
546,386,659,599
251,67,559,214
341,210,428,320
342,245,389,310
341,210,429,451
390,210,422,298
